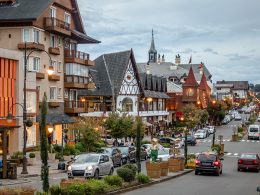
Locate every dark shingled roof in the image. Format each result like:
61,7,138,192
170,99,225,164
36,113,75,125
216,81,249,90
79,50,134,97
0,0,53,21
253,84,260,92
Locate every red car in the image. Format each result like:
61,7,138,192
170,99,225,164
237,153,260,172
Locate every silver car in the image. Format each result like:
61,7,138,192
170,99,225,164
67,153,114,179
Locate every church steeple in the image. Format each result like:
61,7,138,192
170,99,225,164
148,29,157,63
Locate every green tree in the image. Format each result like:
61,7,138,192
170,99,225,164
40,93,49,192
207,100,226,125
182,104,201,165
105,113,134,139
198,109,209,126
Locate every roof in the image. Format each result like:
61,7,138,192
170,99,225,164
149,30,157,53
199,72,211,92
79,50,135,97
253,84,260,92
137,62,212,82
36,113,75,125
182,67,199,87
216,81,249,90
144,90,170,99
167,81,182,93
0,0,53,21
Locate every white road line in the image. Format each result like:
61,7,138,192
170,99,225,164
227,139,230,142
257,141,260,143
208,140,211,142
234,153,239,156
195,153,200,155
226,153,232,156
203,140,206,142
223,140,226,142
251,141,255,143
242,140,245,142
247,140,250,142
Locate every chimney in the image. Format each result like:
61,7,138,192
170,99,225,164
175,54,181,65
162,54,165,62
170,63,177,70
157,54,161,64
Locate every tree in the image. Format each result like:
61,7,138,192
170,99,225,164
198,109,209,126
105,113,134,139
40,93,49,192
182,104,201,165
207,100,226,125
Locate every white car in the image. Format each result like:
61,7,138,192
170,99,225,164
157,148,173,161
234,115,242,120
67,153,114,179
174,138,184,148
207,126,215,134
194,129,207,139
141,144,164,157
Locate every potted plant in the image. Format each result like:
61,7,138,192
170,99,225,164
168,158,180,172
27,152,36,166
159,160,169,176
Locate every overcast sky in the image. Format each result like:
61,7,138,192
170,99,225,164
77,0,260,84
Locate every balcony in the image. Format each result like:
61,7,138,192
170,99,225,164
64,49,94,66
64,75,89,89
18,42,45,51
48,101,60,108
64,101,86,114
48,74,60,81
36,72,45,79
44,17,71,36
48,47,60,55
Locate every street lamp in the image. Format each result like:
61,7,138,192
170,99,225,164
211,100,216,147
13,42,53,174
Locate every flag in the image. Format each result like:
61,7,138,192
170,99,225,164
188,55,192,64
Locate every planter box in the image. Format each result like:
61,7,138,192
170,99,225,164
168,158,180,172
179,159,184,171
27,158,36,166
232,134,238,142
160,161,169,176
145,161,161,178
20,191,35,195
60,179,86,188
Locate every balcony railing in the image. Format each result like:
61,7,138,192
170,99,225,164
64,49,94,66
64,100,86,113
64,75,89,89
44,17,71,36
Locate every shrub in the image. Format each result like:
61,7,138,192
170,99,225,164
117,167,135,182
104,175,123,187
74,149,81,155
75,142,85,152
237,127,244,133
123,164,137,176
29,152,35,158
49,185,61,195
161,143,170,148
137,173,150,184
53,144,62,153
85,179,110,194
211,144,221,155
61,183,88,195
11,151,23,159
55,152,61,160
63,145,77,156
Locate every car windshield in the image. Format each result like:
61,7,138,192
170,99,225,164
187,136,193,140
198,154,217,161
240,154,257,159
118,147,129,155
196,130,203,133
158,148,169,155
74,154,99,163
249,128,258,132
101,148,113,155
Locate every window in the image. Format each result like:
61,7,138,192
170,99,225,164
58,37,62,46
33,29,40,43
33,57,40,72
51,60,57,73
50,87,57,100
57,88,62,98
26,91,37,113
50,34,56,48
64,13,71,24
64,89,68,98
23,29,30,42
58,62,62,72
49,6,56,18
65,63,88,77
122,97,133,112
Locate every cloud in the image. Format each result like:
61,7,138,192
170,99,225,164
224,53,250,61
178,48,197,54
204,48,218,55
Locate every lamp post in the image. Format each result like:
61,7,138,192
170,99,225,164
211,100,216,147
9,42,53,174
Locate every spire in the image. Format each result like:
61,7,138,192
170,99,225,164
183,67,198,87
148,29,157,63
199,72,210,92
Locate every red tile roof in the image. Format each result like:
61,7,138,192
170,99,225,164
182,67,198,87
199,72,211,92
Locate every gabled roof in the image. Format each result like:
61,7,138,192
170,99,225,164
182,67,198,87
199,72,211,92
79,50,141,97
216,81,249,90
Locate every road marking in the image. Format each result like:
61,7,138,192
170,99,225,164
203,140,206,142
226,153,232,156
234,153,238,156
195,153,200,156
257,141,260,143
223,140,226,142
241,140,245,142
251,141,255,143
227,139,230,142
208,140,211,142
247,140,250,142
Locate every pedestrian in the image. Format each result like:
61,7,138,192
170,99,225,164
113,139,118,147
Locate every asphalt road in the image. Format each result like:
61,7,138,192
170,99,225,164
125,113,260,195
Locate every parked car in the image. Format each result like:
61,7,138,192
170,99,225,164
141,143,164,157
159,137,175,144
101,135,114,145
185,135,197,146
140,147,148,160
101,147,123,167
207,126,215,134
237,153,260,172
257,117,260,122
157,148,172,161
67,153,114,179
234,114,242,121
202,127,210,137
248,125,260,140
194,129,207,139
117,146,136,164
174,138,184,148
195,152,223,176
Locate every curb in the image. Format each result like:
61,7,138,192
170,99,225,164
18,170,66,179
107,169,193,195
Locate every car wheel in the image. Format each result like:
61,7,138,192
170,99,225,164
144,155,148,160
94,170,99,179
237,168,240,172
109,168,114,175
195,170,199,175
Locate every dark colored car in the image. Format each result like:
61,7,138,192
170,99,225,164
102,147,123,167
118,146,136,164
140,147,148,160
159,137,175,144
186,135,197,146
237,153,260,172
195,152,223,176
